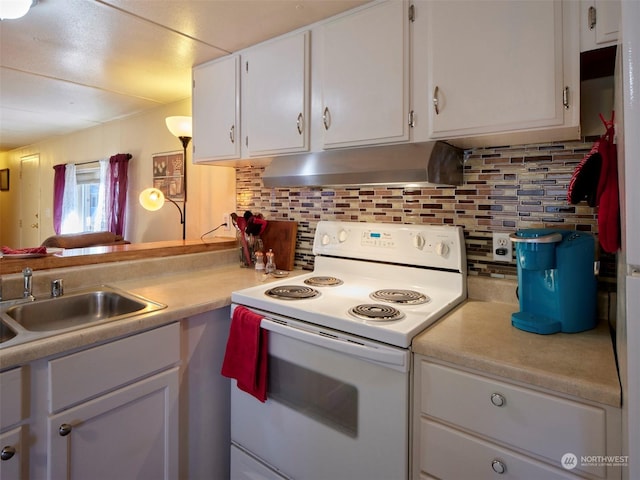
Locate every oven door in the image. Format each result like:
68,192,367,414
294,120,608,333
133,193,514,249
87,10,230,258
230,311,410,480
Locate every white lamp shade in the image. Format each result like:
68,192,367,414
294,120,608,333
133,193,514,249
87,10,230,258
0,0,32,19
165,116,192,138
139,188,165,211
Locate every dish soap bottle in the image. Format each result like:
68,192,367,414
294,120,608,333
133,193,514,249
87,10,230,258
265,249,276,275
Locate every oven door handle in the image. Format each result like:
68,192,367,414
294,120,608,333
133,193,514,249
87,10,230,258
260,319,408,372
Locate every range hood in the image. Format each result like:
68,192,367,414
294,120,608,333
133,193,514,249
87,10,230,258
262,141,464,188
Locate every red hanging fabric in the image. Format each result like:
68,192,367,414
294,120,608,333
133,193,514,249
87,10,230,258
596,113,620,253
52,164,66,234
567,113,620,253
108,153,131,237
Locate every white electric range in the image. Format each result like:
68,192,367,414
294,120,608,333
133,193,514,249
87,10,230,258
229,221,467,480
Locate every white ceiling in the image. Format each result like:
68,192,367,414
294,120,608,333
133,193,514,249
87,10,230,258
0,0,368,152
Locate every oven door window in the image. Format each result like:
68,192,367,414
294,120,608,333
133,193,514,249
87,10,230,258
269,356,358,437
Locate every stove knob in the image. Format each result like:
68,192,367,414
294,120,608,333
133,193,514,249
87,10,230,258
413,234,425,250
321,233,331,246
435,242,449,257
338,229,348,243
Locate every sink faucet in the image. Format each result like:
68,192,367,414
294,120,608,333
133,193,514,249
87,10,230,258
22,267,34,300
0,268,36,308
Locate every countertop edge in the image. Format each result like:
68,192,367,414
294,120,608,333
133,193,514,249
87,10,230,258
412,299,621,408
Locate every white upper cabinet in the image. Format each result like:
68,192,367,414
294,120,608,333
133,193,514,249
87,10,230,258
320,0,410,149
580,0,620,52
192,55,240,162
425,0,580,147
243,31,310,157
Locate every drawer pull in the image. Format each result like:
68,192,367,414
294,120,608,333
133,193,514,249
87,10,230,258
490,393,506,407
491,459,506,474
0,446,16,461
59,423,73,436
322,107,331,130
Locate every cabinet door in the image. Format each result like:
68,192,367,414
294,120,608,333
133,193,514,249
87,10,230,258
426,0,571,140
47,367,179,480
0,426,24,480
244,31,309,157
193,55,240,162
580,0,620,51
321,0,409,148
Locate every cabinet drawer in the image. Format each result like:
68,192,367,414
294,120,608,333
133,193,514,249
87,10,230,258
0,426,24,480
49,323,180,412
420,418,577,480
421,361,606,477
0,367,24,429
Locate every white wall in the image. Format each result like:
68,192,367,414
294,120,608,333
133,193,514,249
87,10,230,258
0,98,236,247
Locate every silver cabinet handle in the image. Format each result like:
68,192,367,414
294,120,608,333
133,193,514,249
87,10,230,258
229,125,235,144
433,86,440,115
588,5,596,30
490,393,506,407
563,86,570,109
0,446,16,461
59,424,72,436
322,107,331,130
491,459,506,474
297,113,304,135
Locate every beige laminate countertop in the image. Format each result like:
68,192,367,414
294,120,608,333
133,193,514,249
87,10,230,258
0,261,304,368
412,299,621,407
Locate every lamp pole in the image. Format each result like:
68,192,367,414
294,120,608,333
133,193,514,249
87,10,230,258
178,136,191,241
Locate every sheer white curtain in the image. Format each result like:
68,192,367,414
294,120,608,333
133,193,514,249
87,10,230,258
61,163,81,233
92,159,110,232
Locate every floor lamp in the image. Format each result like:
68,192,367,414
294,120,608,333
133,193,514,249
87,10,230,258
139,116,192,240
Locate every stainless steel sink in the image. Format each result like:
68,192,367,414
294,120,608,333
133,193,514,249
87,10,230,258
0,319,17,344
0,286,166,348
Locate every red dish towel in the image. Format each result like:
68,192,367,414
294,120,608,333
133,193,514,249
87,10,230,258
221,306,268,402
2,246,47,255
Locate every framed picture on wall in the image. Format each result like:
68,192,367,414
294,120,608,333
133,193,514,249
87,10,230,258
0,169,9,191
152,151,184,201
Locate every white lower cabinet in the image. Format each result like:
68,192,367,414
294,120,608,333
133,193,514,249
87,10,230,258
9,308,231,480
47,368,179,480
413,357,622,480
24,323,181,480
0,367,26,479
0,426,25,479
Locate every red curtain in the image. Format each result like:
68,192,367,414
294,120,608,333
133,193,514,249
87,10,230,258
52,164,66,234
108,153,131,236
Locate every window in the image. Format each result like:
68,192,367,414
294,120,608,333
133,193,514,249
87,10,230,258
75,167,101,231
59,161,109,234
54,154,129,236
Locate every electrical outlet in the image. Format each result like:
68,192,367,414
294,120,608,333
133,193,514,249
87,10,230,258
492,232,513,262
222,214,230,232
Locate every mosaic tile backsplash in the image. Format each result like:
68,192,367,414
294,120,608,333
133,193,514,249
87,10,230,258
236,139,616,285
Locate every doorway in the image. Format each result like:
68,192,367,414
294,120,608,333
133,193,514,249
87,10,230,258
20,154,40,248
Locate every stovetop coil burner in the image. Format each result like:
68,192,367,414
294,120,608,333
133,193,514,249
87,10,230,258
370,289,430,305
349,304,405,322
265,285,320,300
304,276,344,287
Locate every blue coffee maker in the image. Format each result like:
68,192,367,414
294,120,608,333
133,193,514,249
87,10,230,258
509,229,597,334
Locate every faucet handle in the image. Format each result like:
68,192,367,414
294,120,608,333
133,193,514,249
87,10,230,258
51,279,64,298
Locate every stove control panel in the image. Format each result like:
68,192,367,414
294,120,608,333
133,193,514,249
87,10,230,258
313,221,466,273
361,230,395,248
